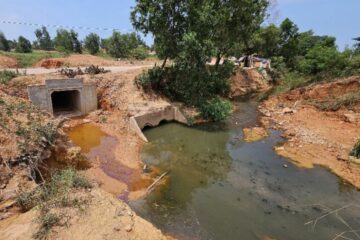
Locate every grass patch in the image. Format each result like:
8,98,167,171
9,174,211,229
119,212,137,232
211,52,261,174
0,50,68,68
17,169,93,239
307,92,360,111
0,70,18,84
351,139,360,159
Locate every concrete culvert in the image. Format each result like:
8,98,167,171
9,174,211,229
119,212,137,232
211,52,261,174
51,90,81,116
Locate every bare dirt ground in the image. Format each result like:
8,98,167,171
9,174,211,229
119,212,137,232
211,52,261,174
0,55,17,68
259,76,360,187
0,188,173,240
0,64,174,239
35,54,161,68
230,68,271,98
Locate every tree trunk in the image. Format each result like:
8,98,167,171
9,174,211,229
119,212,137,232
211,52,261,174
215,53,222,68
161,57,168,69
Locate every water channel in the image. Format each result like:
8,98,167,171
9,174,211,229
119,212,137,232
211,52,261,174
130,101,360,240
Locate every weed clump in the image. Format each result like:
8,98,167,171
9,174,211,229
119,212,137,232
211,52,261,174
350,140,360,159
17,169,93,239
200,97,232,122
0,70,18,84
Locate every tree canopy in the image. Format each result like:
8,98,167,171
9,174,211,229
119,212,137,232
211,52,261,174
34,27,53,50
54,29,82,53
0,32,10,51
15,36,32,53
84,33,100,55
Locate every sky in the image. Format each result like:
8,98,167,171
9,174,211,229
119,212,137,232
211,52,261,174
0,0,359,50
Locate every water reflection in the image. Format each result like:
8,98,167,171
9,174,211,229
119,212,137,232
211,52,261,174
132,101,360,240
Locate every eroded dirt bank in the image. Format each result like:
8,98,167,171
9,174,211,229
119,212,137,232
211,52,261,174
259,76,360,187
0,65,175,239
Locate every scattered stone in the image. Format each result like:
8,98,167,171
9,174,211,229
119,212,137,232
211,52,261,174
282,107,294,114
283,164,288,168
125,225,133,232
344,113,360,123
113,226,121,232
83,119,91,123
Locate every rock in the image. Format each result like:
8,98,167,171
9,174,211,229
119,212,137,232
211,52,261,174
344,113,360,123
282,107,294,114
83,119,91,123
283,164,288,168
349,156,360,165
125,225,133,232
113,226,121,232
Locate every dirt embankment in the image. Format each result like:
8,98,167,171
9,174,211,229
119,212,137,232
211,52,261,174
229,68,271,98
0,65,174,239
0,55,17,68
36,54,160,68
259,76,360,187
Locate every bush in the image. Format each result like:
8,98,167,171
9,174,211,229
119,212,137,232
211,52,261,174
350,139,360,158
200,97,232,121
54,29,81,53
0,70,18,84
16,36,32,53
131,46,148,60
0,32,10,51
84,33,100,55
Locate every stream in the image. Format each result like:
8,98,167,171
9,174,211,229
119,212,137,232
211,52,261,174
130,101,360,240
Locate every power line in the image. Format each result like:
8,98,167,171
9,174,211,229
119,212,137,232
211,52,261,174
0,20,133,32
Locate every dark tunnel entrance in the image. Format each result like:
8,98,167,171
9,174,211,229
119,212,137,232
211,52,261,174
51,90,81,116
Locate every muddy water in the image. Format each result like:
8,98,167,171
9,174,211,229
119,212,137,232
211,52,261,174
132,101,360,240
66,123,151,199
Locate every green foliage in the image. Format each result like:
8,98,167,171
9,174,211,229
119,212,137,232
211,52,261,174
0,32,10,51
0,70,18,84
130,46,148,59
17,169,92,240
16,36,32,53
33,212,62,240
0,50,67,68
104,32,145,58
34,27,53,50
297,45,345,75
17,169,93,211
84,33,100,55
54,29,81,53
350,139,360,159
200,97,232,121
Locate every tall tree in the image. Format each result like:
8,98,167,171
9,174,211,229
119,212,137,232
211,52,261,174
131,0,188,67
15,36,32,53
84,33,100,55
34,26,53,50
54,29,81,53
0,32,10,51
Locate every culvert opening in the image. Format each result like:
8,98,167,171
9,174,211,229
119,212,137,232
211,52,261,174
51,90,81,116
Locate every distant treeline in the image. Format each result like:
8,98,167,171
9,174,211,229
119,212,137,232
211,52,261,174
0,27,150,59
247,18,360,78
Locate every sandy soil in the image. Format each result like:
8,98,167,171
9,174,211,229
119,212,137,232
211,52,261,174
230,68,271,98
243,127,268,142
0,188,172,240
35,54,161,68
259,76,360,187
0,55,17,68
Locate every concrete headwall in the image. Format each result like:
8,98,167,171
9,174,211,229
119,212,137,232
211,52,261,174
28,79,97,117
130,106,187,142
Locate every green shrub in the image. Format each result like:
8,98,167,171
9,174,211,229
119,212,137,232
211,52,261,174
0,32,10,51
0,70,18,84
84,33,100,55
33,212,62,240
200,97,232,122
131,46,148,60
16,36,32,53
350,139,360,158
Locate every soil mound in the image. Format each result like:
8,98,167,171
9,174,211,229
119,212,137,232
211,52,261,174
0,55,17,68
39,59,64,68
230,68,271,98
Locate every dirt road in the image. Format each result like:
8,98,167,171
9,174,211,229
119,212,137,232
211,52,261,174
1,65,154,75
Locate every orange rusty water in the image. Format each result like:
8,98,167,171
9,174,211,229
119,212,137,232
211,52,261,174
66,123,154,200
